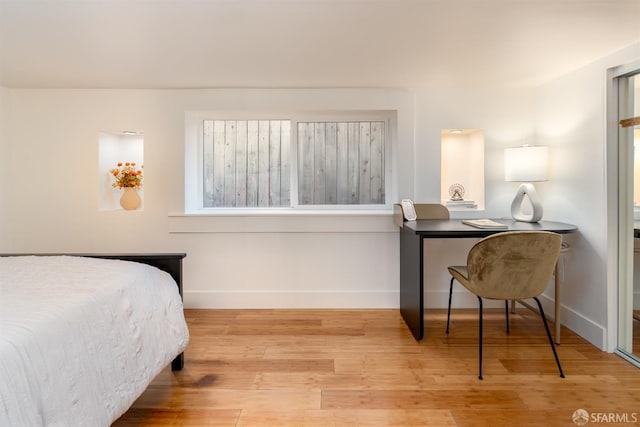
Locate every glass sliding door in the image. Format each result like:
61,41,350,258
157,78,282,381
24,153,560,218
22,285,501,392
615,68,640,364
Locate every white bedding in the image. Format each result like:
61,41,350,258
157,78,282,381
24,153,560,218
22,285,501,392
0,255,190,427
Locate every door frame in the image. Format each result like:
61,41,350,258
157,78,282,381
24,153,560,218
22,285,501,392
606,59,640,365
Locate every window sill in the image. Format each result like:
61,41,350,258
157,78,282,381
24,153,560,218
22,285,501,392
173,208,393,217
168,209,396,233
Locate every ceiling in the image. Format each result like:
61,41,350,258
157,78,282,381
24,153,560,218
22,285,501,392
0,0,639,89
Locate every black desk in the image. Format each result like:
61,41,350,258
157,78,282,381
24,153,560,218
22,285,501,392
399,219,577,340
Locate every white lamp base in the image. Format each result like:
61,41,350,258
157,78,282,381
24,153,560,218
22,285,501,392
511,183,543,223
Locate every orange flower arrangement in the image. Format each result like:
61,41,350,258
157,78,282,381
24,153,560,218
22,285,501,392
110,162,143,188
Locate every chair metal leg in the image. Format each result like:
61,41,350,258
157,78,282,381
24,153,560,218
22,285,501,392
446,277,454,334
477,296,483,380
533,297,565,378
504,300,510,334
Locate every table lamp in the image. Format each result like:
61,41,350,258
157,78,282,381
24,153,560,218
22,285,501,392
504,145,549,223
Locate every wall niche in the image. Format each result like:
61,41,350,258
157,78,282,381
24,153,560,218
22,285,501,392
440,129,484,211
98,131,144,211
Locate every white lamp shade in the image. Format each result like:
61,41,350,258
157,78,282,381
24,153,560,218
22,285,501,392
504,145,549,182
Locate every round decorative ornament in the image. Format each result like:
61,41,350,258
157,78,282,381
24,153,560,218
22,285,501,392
120,187,141,210
448,183,465,201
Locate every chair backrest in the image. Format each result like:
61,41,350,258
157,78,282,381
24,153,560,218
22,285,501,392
465,231,562,300
393,203,449,227
414,204,449,220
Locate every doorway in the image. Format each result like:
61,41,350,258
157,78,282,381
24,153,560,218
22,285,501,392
610,62,640,365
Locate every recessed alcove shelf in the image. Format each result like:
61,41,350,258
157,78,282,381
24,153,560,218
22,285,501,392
98,131,144,211
440,129,485,211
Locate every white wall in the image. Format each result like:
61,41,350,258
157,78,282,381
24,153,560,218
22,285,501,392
412,87,538,308
536,43,640,350
3,86,538,313
4,52,640,350
0,86,9,245
409,52,640,351
2,88,413,309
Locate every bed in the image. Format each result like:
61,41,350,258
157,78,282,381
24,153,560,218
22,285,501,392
0,253,190,426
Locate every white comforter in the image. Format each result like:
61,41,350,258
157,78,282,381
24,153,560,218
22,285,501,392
0,256,190,427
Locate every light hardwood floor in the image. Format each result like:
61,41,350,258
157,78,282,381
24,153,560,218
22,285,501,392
114,308,640,426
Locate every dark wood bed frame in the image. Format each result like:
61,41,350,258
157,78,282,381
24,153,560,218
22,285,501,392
0,253,187,371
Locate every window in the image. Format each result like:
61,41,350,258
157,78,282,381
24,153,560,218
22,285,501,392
203,120,290,207
191,113,391,211
298,121,385,205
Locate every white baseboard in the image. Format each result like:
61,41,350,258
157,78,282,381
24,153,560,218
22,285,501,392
536,293,607,350
184,290,399,309
555,299,607,350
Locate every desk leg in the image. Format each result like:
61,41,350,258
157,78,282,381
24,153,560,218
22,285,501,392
400,226,424,340
555,261,561,344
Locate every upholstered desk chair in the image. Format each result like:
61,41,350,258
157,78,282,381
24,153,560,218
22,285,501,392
414,203,449,220
445,231,564,379
393,203,450,226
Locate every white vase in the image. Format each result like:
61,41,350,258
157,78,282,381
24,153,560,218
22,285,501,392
120,187,141,210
